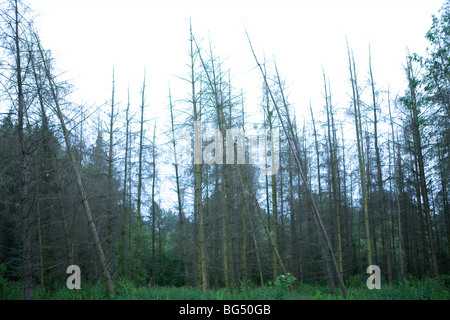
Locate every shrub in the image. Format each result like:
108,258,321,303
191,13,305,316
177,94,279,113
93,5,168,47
269,273,296,300
346,274,364,288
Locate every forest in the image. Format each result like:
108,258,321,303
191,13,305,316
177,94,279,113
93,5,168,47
0,0,449,301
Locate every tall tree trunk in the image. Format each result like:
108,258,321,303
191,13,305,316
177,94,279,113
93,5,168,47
369,52,393,284
30,49,73,266
33,165,44,293
15,0,32,300
119,86,130,278
169,89,189,286
106,66,115,263
136,70,146,284
264,97,279,280
288,149,299,281
240,99,248,288
246,33,346,297
323,71,344,279
190,25,208,292
37,36,115,297
438,143,450,260
309,103,322,284
151,122,157,286
405,57,439,277
347,45,373,267
240,108,264,287
190,24,207,291
389,104,405,282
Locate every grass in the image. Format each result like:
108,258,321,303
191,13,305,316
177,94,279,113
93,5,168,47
2,276,449,300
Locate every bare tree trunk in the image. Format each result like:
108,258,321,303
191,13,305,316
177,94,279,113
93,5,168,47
369,52,393,284
323,71,344,279
106,66,115,263
309,104,322,285
347,44,373,267
151,122,157,286
246,32,346,297
30,48,73,266
438,143,450,260
389,96,405,282
169,89,189,287
263,93,279,280
33,165,44,293
119,86,130,278
36,36,115,298
15,0,32,300
190,28,208,292
405,57,439,277
136,70,146,284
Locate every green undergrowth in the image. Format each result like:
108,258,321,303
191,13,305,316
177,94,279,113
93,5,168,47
2,275,449,300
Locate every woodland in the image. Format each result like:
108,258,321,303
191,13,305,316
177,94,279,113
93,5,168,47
0,0,449,300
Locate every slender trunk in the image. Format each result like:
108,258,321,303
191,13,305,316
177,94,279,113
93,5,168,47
16,1,32,300
265,100,279,279
106,66,115,263
341,124,350,278
288,150,299,281
237,165,289,277
369,52,393,284
169,90,189,286
438,144,450,259
30,49,73,266
190,24,208,291
323,71,343,279
37,36,114,297
33,165,44,293
240,108,264,287
119,87,130,278
246,33,346,297
238,169,265,286
136,70,146,283
347,44,373,267
406,57,439,277
309,104,321,284
151,122,157,286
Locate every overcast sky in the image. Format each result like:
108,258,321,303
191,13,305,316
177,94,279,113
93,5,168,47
32,0,444,116
29,0,445,210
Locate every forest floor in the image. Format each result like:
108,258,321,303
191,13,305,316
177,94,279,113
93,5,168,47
2,276,449,300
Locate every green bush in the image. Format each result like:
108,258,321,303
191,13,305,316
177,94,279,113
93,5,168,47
114,280,137,298
268,273,296,300
346,274,364,288
439,274,450,290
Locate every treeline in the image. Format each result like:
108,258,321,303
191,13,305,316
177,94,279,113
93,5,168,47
0,0,449,300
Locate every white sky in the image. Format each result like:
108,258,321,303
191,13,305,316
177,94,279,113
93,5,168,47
32,0,445,113
29,0,445,210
